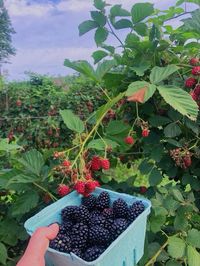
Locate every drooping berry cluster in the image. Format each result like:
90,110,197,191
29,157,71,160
90,156,110,171
49,191,145,262
170,148,192,169
185,58,200,108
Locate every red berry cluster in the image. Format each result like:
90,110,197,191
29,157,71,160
190,58,199,66
142,129,150,137
184,58,200,108
90,156,110,171
74,180,100,197
170,148,192,169
124,136,135,145
57,184,71,197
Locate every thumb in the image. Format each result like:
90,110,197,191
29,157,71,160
17,224,59,266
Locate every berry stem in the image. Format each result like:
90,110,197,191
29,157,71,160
97,84,111,101
61,93,125,184
136,102,139,119
96,131,107,158
33,182,57,201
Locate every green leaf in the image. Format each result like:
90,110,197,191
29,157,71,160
182,9,200,35
153,206,168,216
12,190,39,216
101,44,115,54
94,0,106,10
19,149,44,176
172,189,185,202
187,245,200,266
96,59,117,80
149,116,171,127
64,59,96,80
157,86,198,121
149,24,161,41
126,81,156,103
0,139,21,151
149,167,163,186
95,27,108,45
131,3,154,23
92,50,108,64
151,144,164,162
174,212,188,230
184,117,199,135
110,5,130,17
187,229,200,249
7,174,37,185
91,11,106,26
150,214,166,233
131,62,151,77
166,261,182,266
0,242,7,265
167,139,182,147
139,159,154,174
150,65,180,84
106,120,130,136
125,33,140,46
164,123,182,138
168,236,186,259
87,138,119,150
78,20,98,36
133,22,148,36
113,19,133,29
60,109,85,133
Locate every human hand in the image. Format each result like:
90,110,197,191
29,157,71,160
17,223,59,266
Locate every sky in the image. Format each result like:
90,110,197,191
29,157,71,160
2,0,197,80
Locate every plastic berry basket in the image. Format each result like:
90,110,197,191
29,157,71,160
24,187,151,266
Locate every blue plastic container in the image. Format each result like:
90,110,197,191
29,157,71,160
25,187,151,266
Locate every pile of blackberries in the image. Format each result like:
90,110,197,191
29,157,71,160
49,191,145,262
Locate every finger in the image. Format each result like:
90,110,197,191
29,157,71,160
46,223,59,240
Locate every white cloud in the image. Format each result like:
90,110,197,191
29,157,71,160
56,0,163,12
5,47,95,79
5,0,163,17
4,0,54,17
57,0,92,12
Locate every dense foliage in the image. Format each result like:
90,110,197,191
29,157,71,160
0,0,200,265
0,74,104,152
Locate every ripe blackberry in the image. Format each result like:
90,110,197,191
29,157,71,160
59,224,69,235
128,201,145,222
89,214,106,227
49,233,71,253
61,206,78,222
113,198,129,218
104,218,114,230
71,248,83,258
89,225,111,244
111,218,128,239
71,223,88,249
74,205,90,223
62,220,73,231
82,195,97,210
84,246,104,262
102,208,114,219
96,192,110,210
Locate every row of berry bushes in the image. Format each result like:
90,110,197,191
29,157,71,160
0,74,105,152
